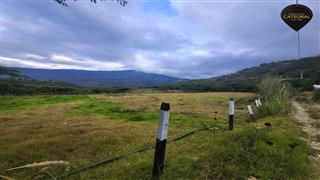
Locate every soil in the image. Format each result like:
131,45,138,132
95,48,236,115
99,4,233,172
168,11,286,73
292,101,320,179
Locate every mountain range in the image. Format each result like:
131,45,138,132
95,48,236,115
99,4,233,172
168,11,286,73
1,56,319,94
8,68,185,87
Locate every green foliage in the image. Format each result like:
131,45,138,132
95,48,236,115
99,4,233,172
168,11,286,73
129,115,145,122
159,78,258,92
72,99,158,122
72,98,214,128
202,117,315,179
0,66,21,77
258,77,282,99
313,91,320,102
0,95,89,112
0,78,131,95
0,78,88,95
257,77,293,117
307,107,320,120
295,92,312,103
0,66,132,95
315,134,320,142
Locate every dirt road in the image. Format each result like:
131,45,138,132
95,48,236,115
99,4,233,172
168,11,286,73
292,101,320,179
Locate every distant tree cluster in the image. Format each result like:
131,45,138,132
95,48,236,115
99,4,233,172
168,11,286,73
54,0,128,7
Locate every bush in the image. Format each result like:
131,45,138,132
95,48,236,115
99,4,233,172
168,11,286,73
313,90,320,102
257,77,293,117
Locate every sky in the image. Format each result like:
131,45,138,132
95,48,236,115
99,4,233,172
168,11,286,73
0,0,319,79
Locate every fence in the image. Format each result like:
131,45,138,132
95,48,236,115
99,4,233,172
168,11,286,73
5,96,263,179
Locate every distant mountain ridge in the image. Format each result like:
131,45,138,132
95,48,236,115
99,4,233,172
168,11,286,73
1,56,319,93
10,68,185,87
160,56,320,92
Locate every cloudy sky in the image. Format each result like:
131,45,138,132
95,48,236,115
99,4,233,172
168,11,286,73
0,0,319,79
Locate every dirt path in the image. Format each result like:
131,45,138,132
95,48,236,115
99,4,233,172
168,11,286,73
292,101,320,150
292,101,320,178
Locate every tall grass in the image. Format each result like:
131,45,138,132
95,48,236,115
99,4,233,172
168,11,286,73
257,77,293,117
313,90,320,102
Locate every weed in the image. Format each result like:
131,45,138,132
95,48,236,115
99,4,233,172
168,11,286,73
315,134,320,142
257,77,293,117
313,91,320,102
202,119,315,179
307,107,320,120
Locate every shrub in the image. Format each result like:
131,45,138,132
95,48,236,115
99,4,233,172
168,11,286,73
257,77,293,117
313,90,320,102
307,107,320,120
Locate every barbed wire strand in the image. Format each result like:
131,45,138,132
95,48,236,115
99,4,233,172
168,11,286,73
57,125,210,179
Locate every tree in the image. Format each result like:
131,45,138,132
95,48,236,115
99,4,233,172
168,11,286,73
54,0,128,7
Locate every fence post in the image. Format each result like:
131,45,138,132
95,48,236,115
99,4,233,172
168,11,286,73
255,99,260,107
247,105,255,121
152,102,170,179
229,98,234,130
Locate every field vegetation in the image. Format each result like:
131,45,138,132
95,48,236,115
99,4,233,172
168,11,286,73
313,91,320,102
0,78,131,95
0,92,318,179
256,77,293,117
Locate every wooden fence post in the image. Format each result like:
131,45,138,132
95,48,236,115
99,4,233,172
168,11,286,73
152,102,170,179
229,98,234,130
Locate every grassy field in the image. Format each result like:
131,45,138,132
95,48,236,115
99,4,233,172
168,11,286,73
0,93,318,179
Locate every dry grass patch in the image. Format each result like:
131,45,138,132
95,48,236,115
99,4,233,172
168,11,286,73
1,92,315,179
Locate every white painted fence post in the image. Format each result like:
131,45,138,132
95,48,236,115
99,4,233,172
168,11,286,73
229,98,234,130
247,105,255,121
255,99,260,107
152,102,170,179
247,105,254,116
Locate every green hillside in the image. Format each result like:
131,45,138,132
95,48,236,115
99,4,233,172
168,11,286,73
159,56,320,92
0,66,28,79
0,66,130,95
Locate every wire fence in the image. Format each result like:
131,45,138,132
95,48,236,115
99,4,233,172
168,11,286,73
58,125,211,179
3,96,263,179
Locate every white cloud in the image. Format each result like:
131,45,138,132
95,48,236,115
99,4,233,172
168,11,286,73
132,53,159,71
1,55,125,71
1,1,319,79
191,49,211,57
24,53,46,60
1,56,79,69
